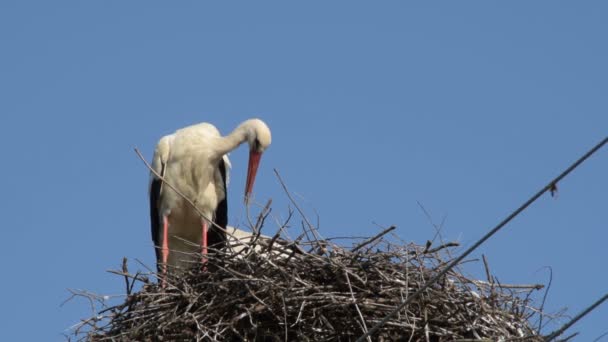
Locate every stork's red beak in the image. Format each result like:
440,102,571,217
245,150,262,203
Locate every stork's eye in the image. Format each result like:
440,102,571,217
253,138,261,151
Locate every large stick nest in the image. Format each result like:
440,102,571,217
72,217,546,342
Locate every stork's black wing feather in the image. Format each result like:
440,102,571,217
149,177,162,264
209,158,228,250
215,158,228,229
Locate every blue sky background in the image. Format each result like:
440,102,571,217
1,1,606,340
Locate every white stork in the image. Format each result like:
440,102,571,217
149,118,271,274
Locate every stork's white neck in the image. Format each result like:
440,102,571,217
215,119,271,156
215,123,251,156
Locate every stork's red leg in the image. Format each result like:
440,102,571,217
161,215,170,287
201,221,208,268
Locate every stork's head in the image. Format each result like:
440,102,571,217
243,118,271,203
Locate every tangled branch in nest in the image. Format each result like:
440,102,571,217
70,222,548,342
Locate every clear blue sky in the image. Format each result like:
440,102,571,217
1,1,606,340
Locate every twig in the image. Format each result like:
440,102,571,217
472,280,544,290
416,201,448,248
425,242,460,254
273,169,322,246
482,255,492,285
351,226,396,253
482,254,495,302
537,266,553,334
345,270,371,342
121,257,130,295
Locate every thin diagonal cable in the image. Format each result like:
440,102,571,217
356,136,607,342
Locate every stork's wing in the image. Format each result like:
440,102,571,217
149,134,173,264
204,156,230,253
149,177,162,263
214,156,229,230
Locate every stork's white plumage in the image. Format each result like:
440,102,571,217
149,119,271,274
226,227,297,258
